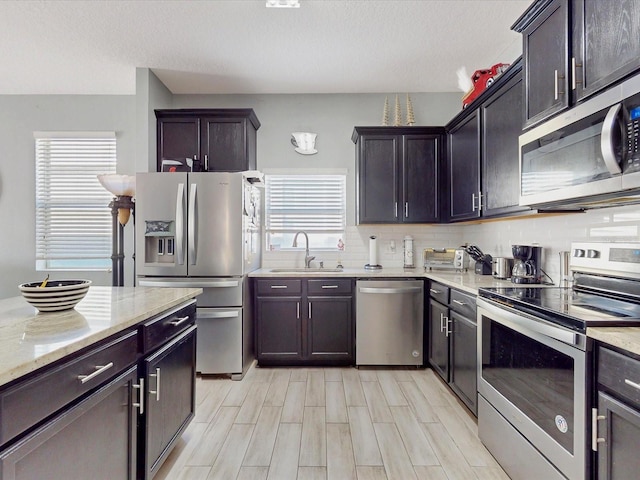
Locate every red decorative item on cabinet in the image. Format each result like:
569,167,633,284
462,63,510,108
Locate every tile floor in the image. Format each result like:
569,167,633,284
154,364,510,480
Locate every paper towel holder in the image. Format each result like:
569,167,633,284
364,235,383,270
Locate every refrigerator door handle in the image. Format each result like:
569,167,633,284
175,183,185,265
188,182,197,265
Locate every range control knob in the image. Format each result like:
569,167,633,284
587,249,600,258
574,249,586,257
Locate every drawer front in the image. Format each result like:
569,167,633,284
307,279,352,295
256,279,302,295
428,281,449,305
450,289,476,319
598,347,640,407
142,300,196,353
0,330,138,446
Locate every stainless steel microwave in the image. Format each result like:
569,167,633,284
519,73,640,209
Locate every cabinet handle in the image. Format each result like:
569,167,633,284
624,378,640,391
395,202,398,218
445,317,452,337
321,285,339,289
270,285,288,289
554,69,565,100
405,202,409,218
572,57,583,90
297,302,300,319
204,154,208,171
452,299,466,306
309,302,312,319
591,408,606,451
478,191,483,210
472,193,478,212
170,315,190,327
439,312,446,333
133,378,145,415
149,367,161,402
429,288,441,295
77,362,114,384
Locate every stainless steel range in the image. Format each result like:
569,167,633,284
477,242,640,480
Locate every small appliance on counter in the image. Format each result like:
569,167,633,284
364,235,382,270
465,245,492,275
492,257,514,279
423,248,457,270
511,244,543,284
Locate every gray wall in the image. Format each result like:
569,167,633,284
0,95,136,299
171,92,462,225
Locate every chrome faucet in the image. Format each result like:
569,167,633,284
292,231,315,268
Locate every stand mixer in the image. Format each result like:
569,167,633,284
511,244,543,284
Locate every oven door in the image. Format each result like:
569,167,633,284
477,298,588,480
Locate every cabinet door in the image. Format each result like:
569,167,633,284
597,390,640,479
306,296,353,365
523,0,569,127
448,110,481,221
256,296,303,363
481,72,529,217
402,135,440,222
157,116,200,172
357,134,400,223
428,299,449,381
0,366,138,480
201,117,250,172
572,0,640,102
144,326,196,479
449,312,477,415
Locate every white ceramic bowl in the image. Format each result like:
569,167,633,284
19,280,91,312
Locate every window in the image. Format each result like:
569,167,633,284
265,172,346,251
35,132,117,271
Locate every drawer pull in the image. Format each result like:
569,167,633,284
78,362,114,384
624,378,640,391
452,299,467,306
309,302,312,319
170,315,190,326
270,285,288,289
591,408,606,451
149,367,161,401
133,378,144,415
321,285,339,289
429,288,442,294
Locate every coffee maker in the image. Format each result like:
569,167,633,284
511,244,543,284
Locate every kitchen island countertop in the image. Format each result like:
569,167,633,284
0,286,202,387
587,327,640,357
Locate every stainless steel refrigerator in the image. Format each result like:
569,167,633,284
136,171,262,379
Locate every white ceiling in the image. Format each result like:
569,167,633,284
0,0,531,95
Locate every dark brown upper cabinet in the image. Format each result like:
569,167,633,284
155,109,260,172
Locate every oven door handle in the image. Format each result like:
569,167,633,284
478,300,578,346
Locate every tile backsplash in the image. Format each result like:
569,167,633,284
262,204,640,284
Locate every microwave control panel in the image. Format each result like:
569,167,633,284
627,105,640,172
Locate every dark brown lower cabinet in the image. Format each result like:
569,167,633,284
0,366,138,480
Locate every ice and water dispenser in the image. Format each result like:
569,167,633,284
144,220,176,264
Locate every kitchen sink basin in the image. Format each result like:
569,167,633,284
269,268,344,273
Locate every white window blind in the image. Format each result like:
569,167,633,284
35,132,116,271
265,174,346,251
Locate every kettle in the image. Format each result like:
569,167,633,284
492,257,514,279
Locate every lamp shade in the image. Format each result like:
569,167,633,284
97,174,136,197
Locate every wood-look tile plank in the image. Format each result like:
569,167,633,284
434,405,494,467
242,406,282,467
327,423,357,479
300,406,327,466
358,369,379,382
153,421,208,480
187,407,240,466
413,466,449,480
397,381,439,423
343,368,367,406
389,406,439,466
194,380,232,423
290,368,308,382
305,370,326,406
237,466,269,480
263,368,291,407
356,466,388,480
348,406,383,466
324,368,344,382
297,466,327,480
421,423,477,480
281,380,306,423
172,466,212,480
222,378,253,406
246,366,275,383
236,381,270,424
206,423,254,480
409,370,451,407
373,423,418,480
376,371,408,406
362,381,394,423
266,423,302,480
326,381,348,423
391,369,413,382
473,465,512,480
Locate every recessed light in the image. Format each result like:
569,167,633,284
266,0,300,8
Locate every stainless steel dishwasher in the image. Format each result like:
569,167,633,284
356,279,424,366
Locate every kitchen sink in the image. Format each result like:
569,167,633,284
269,268,344,273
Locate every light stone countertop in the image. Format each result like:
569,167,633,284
0,286,202,388
587,327,640,357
